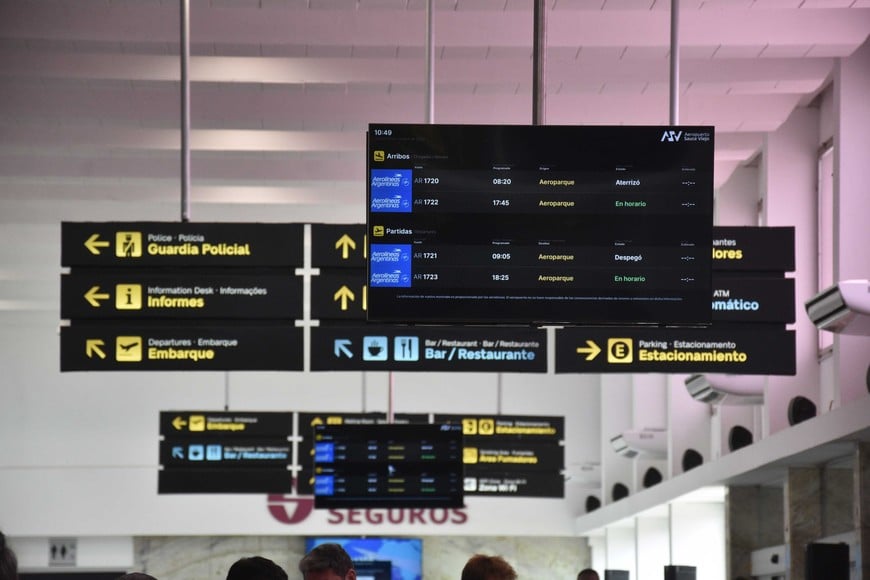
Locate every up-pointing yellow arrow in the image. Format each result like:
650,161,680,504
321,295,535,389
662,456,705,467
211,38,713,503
334,285,355,310
84,233,110,255
86,339,106,359
576,340,601,361
84,285,110,307
335,234,356,259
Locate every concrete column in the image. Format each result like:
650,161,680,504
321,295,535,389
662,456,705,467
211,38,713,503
715,164,760,227
605,525,637,576
670,501,726,580
632,374,667,490
856,442,870,580
760,105,821,435
832,36,870,404
821,467,853,537
727,486,784,579
601,374,634,504
784,468,822,580
636,515,669,580
667,373,711,477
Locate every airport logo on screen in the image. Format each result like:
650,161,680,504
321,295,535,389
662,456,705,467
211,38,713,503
660,129,712,143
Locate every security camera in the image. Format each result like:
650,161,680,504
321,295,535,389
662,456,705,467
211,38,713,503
805,279,870,336
610,428,667,458
685,373,764,405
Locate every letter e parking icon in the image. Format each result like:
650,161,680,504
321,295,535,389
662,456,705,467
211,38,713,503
607,338,633,364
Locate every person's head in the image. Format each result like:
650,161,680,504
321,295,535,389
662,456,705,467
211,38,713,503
298,543,356,580
460,554,517,580
227,556,287,580
577,569,599,580
0,532,19,580
116,574,157,580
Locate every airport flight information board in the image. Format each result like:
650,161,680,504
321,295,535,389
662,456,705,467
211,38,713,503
313,423,464,509
366,124,714,325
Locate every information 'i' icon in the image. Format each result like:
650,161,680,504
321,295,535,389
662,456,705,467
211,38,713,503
115,284,142,310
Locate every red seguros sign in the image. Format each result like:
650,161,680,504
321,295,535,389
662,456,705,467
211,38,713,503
267,494,469,526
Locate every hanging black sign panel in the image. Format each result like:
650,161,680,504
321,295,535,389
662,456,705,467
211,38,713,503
434,414,565,441
459,441,564,472
311,223,367,268
61,325,303,371
462,471,565,498
159,438,291,468
710,276,794,323
61,273,302,320
61,222,304,267
310,326,547,372
555,327,795,375
434,413,565,496
159,411,294,438
158,411,294,494
310,271,368,320
711,226,795,272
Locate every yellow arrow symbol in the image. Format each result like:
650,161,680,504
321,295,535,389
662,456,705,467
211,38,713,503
84,285,110,307
172,416,188,430
84,233,110,255
85,339,106,359
335,234,357,259
334,285,355,310
576,340,601,361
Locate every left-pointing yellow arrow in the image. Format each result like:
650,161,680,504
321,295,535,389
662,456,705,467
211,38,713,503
576,340,601,361
84,233,110,255
86,339,106,359
84,286,110,307
172,416,188,430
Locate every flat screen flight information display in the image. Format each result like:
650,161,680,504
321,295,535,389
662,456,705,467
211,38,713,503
312,423,464,509
366,124,714,325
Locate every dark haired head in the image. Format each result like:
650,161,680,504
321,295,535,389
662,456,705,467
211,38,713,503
226,556,287,580
298,543,355,579
116,574,158,580
0,532,19,580
460,554,517,580
577,569,600,580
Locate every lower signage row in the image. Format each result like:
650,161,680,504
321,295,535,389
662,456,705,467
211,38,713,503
62,325,795,374
159,411,565,498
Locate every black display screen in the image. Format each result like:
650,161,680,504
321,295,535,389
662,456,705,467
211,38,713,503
366,124,714,325
312,423,464,509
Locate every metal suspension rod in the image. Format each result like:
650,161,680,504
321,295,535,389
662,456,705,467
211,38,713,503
669,0,680,125
180,0,191,222
532,0,547,126
425,0,435,124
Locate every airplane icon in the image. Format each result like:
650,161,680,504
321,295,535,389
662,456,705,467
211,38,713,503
115,336,142,362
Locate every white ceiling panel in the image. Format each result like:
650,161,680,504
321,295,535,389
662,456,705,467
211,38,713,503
0,0,867,223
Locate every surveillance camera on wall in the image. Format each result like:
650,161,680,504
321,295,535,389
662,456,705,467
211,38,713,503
805,279,870,336
685,373,765,405
610,428,667,458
